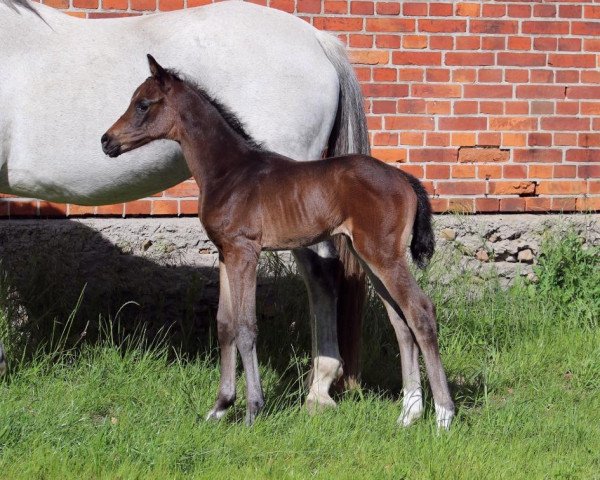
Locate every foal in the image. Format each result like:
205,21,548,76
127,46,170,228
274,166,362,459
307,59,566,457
102,55,455,429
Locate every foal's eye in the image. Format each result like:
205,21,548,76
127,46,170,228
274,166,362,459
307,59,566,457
136,102,150,114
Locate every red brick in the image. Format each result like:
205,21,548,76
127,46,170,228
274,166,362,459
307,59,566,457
537,181,587,195
452,165,476,178
437,181,485,195
554,165,577,178
476,198,500,213
409,148,458,163
297,0,321,13
398,165,424,178
526,198,552,212
566,149,600,162
97,204,124,216
456,2,480,17
366,18,414,32
533,4,556,18
362,83,408,98
470,20,518,34
482,4,505,18
529,165,554,179
500,198,526,212
498,53,546,67
516,85,565,100
163,181,199,197
69,204,96,216
572,22,600,36
541,117,590,131
376,34,401,49
125,201,152,216
426,132,450,147
403,2,427,16
489,117,538,131
324,1,347,14
508,4,531,18
425,69,450,83
418,19,466,33
402,35,427,49
551,197,577,212
271,0,295,13
392,52,441,66
426,165,450,179
448,198,475,213
426,101,451,115
152,200,179,215
350,1,373,15
180,200,200,215
9,201,37,217
464,85,513,99
438,117,487,131
576,197,600,212
489,181,536,195
523,21,569,35
73,0,98,8
158,0,182,11
430,198,449,213
528,133,552,147
514,149,563,163
349,34,373,48
549,54,596,68
397,99,426,114
446,53,494,66
459,147,509,163
478,70,502,83
456,36,481,50
411,84,460,98
503,165,528,179
372,148,407,163
533,37,557,52
103,0,128,9
376,2,400,15
429,36,454,50
350,50,389,65
566,86,600,99
313,17,364,31
44,0,69,7
558,38,582,52
509,37,532,51
385,116,435,131
578,165,600,178
429,2,453,17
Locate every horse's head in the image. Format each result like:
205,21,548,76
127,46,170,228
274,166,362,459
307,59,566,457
102,54,179,158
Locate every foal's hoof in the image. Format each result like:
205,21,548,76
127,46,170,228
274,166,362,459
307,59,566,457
435,404,454,431
305,393,337,415
398,389,423,427
205,408,228,422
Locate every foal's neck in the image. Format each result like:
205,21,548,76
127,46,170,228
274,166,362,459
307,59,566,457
174,84,257,184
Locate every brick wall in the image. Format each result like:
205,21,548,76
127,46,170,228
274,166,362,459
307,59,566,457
5,0,600,216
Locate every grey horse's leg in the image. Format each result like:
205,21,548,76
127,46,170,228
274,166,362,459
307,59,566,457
293,241,343,412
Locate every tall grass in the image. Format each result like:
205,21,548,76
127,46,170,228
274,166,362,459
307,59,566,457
0,230,598,478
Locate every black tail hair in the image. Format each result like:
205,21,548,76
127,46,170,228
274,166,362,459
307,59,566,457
399,171,435,269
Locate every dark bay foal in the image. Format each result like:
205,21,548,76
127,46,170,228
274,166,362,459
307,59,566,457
102,55,454,429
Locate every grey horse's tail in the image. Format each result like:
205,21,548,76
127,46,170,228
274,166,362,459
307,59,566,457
315,30,370,386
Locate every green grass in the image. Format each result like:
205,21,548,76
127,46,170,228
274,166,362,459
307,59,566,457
0,232,599,479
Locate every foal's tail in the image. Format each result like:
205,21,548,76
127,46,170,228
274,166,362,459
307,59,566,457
401,171,435,269
315,30,370,387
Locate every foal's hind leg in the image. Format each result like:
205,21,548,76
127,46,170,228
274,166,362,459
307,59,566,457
377,263,453,429
350,238,454,429
294,244,343,413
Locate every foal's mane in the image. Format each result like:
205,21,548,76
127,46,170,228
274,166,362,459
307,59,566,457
167,69,264,151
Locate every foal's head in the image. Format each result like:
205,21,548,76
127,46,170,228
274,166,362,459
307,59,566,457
102,54,180,158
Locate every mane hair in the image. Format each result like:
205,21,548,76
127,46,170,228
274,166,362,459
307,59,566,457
166,69,264,151
2,0,44,19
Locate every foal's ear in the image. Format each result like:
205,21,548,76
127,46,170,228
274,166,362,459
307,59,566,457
147,54,170,86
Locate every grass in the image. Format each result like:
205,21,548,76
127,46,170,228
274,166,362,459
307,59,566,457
0,230,599,479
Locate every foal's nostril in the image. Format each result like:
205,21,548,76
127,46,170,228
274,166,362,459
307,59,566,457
101,133,109,146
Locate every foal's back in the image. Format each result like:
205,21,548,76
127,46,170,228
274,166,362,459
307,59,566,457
256,153,418,251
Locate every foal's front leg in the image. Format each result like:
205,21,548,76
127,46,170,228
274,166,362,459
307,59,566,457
206,261,238,421
224,245,264,426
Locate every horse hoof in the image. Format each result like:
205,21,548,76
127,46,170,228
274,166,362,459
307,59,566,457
435,404,454,431
205,408,227,422
398,388,423,427
305,393,337,415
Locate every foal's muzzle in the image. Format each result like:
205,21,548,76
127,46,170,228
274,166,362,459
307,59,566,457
101,133,122,158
